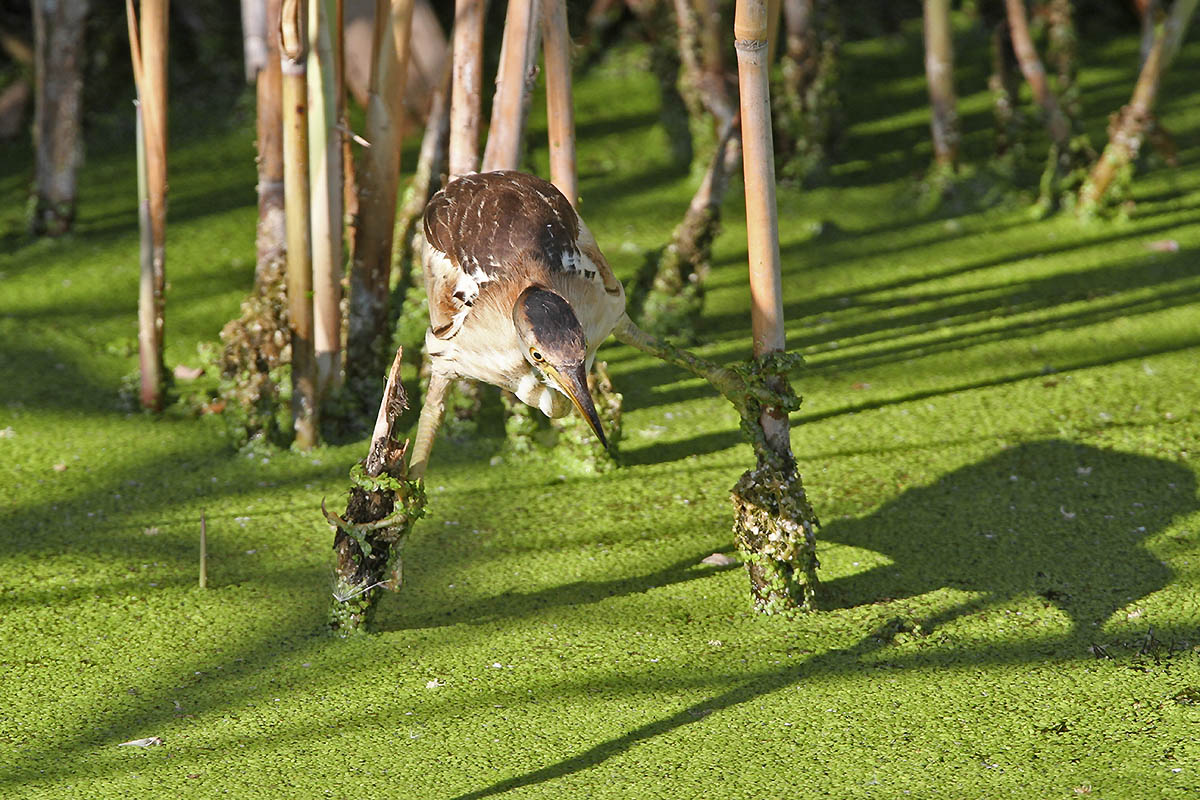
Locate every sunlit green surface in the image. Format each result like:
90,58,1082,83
1,24,1198,799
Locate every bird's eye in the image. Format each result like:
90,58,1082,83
530,349,544,363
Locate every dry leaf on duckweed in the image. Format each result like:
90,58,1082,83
118,736,163,747
701,553,738,567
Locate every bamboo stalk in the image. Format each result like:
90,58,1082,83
308,0,345,398
734,0,819,613
541,0,577,205
257,0,286,283
1078,0,1198,212
923,0,959,168
449,0,485,177
1005,0,1070,151
347,0,416,402
32,0,88,237
282,0,319,449
241,0,269,82
481,0,542,173
126,0,169,411
734,0,788,456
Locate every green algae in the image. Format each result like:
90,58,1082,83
2,27,1200,800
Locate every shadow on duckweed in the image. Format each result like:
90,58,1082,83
448,440,1198,799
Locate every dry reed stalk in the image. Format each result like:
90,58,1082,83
126,0,169,411
481,0,542,172
923,0,958,168
282,0,319,449
308,0,345,398
735,0,786,454
733,0,818,612
541,0,577,206
257,0,287,281
1078,0,1198,213
241,0,269,81
1005,0,1070,151
449,0,484,176
32,0,88,236
347,0,416,403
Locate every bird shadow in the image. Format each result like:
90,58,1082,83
446,440,1197,799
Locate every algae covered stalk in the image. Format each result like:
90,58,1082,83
1004,0,1093,210
1077,0,1198,214
328,349,426,634
613,317,818,611
634,0,740,340
734,0,819,611
772,0,839,184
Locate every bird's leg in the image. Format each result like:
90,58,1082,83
408,370,451,480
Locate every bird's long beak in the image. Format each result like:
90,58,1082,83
551,363,608,449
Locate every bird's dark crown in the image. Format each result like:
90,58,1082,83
512,286,586,365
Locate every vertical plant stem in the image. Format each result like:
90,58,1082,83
199,511,208,589
282,0,319,449
1078,0,1198,212
31,0,89,236
541,0,577,206
257,0,287,283
481,0,542,172
923,0,958,168
735,0,819,613
241,0,269,82
308,0,345,398
988,18,1020,157
347,0,415,405
1005,0,1070,150
449,0,485,177
126,0,168,411
735,0,787,457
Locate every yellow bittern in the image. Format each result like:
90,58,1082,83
408,170,626,477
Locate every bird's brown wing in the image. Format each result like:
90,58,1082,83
422,171,585,339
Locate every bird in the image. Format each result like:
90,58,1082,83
407,170,626,477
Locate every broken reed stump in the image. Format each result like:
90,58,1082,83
613,316,819,612
326,349,426,635
727,354,819,613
